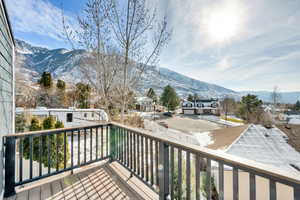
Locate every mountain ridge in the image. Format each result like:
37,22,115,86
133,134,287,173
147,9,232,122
15,39,237,98
15,39,300,103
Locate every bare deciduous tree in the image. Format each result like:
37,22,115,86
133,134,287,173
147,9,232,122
61,0,121,116
220,96,236,120
108,0,171,121
270,86,281,113
61,0,171,122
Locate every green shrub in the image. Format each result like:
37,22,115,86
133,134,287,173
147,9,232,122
23,117,70,169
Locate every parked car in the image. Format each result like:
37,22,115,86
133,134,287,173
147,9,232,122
159,121,168,128
163,112,173,117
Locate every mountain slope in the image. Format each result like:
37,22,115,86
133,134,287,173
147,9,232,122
239,91,300,104
15,39,238,98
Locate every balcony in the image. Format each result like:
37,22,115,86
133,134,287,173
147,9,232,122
3,122,300,200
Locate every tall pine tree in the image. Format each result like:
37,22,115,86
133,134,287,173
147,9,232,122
160,85,180,111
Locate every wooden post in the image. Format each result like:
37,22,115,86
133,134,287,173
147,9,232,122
158,142,169,200
4,137,16,197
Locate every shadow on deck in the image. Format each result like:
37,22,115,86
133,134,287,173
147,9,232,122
5,161,158,200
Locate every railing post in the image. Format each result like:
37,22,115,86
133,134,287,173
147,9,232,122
109,125,116,162
4,137,16,197
158,141,169,200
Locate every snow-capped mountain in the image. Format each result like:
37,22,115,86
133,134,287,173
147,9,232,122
15,39,237,98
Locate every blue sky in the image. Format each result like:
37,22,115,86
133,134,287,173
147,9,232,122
6,0,300,92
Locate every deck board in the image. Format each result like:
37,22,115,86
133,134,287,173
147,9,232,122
5,161,156,200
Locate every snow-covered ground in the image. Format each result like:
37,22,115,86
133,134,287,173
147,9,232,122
198,115,243,127
193,131,213,147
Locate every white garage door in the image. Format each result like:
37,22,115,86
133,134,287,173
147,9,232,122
183,109,195,114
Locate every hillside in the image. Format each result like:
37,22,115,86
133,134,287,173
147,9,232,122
15,39,238,98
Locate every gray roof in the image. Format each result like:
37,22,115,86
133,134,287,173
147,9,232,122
226,124,300,174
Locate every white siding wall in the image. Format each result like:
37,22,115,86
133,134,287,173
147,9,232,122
0,0,14,198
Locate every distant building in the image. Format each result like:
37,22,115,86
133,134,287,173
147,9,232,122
16,107,108,128
181,99,220,115
135,97,155,112
0,0,15,198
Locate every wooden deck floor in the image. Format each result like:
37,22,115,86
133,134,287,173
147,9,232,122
5,161,158,200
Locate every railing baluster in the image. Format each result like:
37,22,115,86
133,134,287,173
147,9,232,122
170,146,174,200
130,132,133,169
71,131,74,168
122,128,125,163
106,125,109,157
78,129,81,166
219,162,224,200
56,133,59,171
196,154,200,200
126,130,129,166
186,151,191,200
150,139,154,185
29,136,33,179
134,133,137,173
146,137,149,182
101,126,103,158
84,128,87,164
141,136,144,178
156,141,159,186
96,127,98,160
47,135,51,174
158,142,169,200
124,129,127,165
137,134,140,175
250,173,256,200
19,137,23,183
178,149,182,200
294,185,300,200
269,180,276,200
90,128,93,161
206,158,211,200
39,136,42,177
117,127,120,160
64,131,67,169
233,167,239,200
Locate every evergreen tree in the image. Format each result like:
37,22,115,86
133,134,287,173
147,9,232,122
56,79,66,90
160,85,180,111
237,94,263,123
15,113,27,133
23,116,70,169
75,83,91,108
295,100,300,111
38,72,53,89
29,117,42,131
146,88,157,102
187,94,194,102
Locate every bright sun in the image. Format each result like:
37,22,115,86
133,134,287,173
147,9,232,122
207,10,239,42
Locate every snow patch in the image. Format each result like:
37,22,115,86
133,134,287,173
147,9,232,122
193,131,213,147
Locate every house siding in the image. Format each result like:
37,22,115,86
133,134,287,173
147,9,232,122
0,0,14,198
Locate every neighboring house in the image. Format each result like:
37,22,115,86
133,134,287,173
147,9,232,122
0,0,14,198
16,107,108,128
181,98,220,115
135,97,155,112
203,124,300,199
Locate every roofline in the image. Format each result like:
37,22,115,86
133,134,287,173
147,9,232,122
1,0,15,45
224,124,252,152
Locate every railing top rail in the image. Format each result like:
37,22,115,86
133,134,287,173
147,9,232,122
3,122,110,137
110,122,300,186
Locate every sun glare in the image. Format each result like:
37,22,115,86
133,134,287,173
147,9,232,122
207,9,240,42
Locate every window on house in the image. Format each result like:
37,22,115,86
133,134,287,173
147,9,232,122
84,113,87,118
92,113,94,117
67,113,73,122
